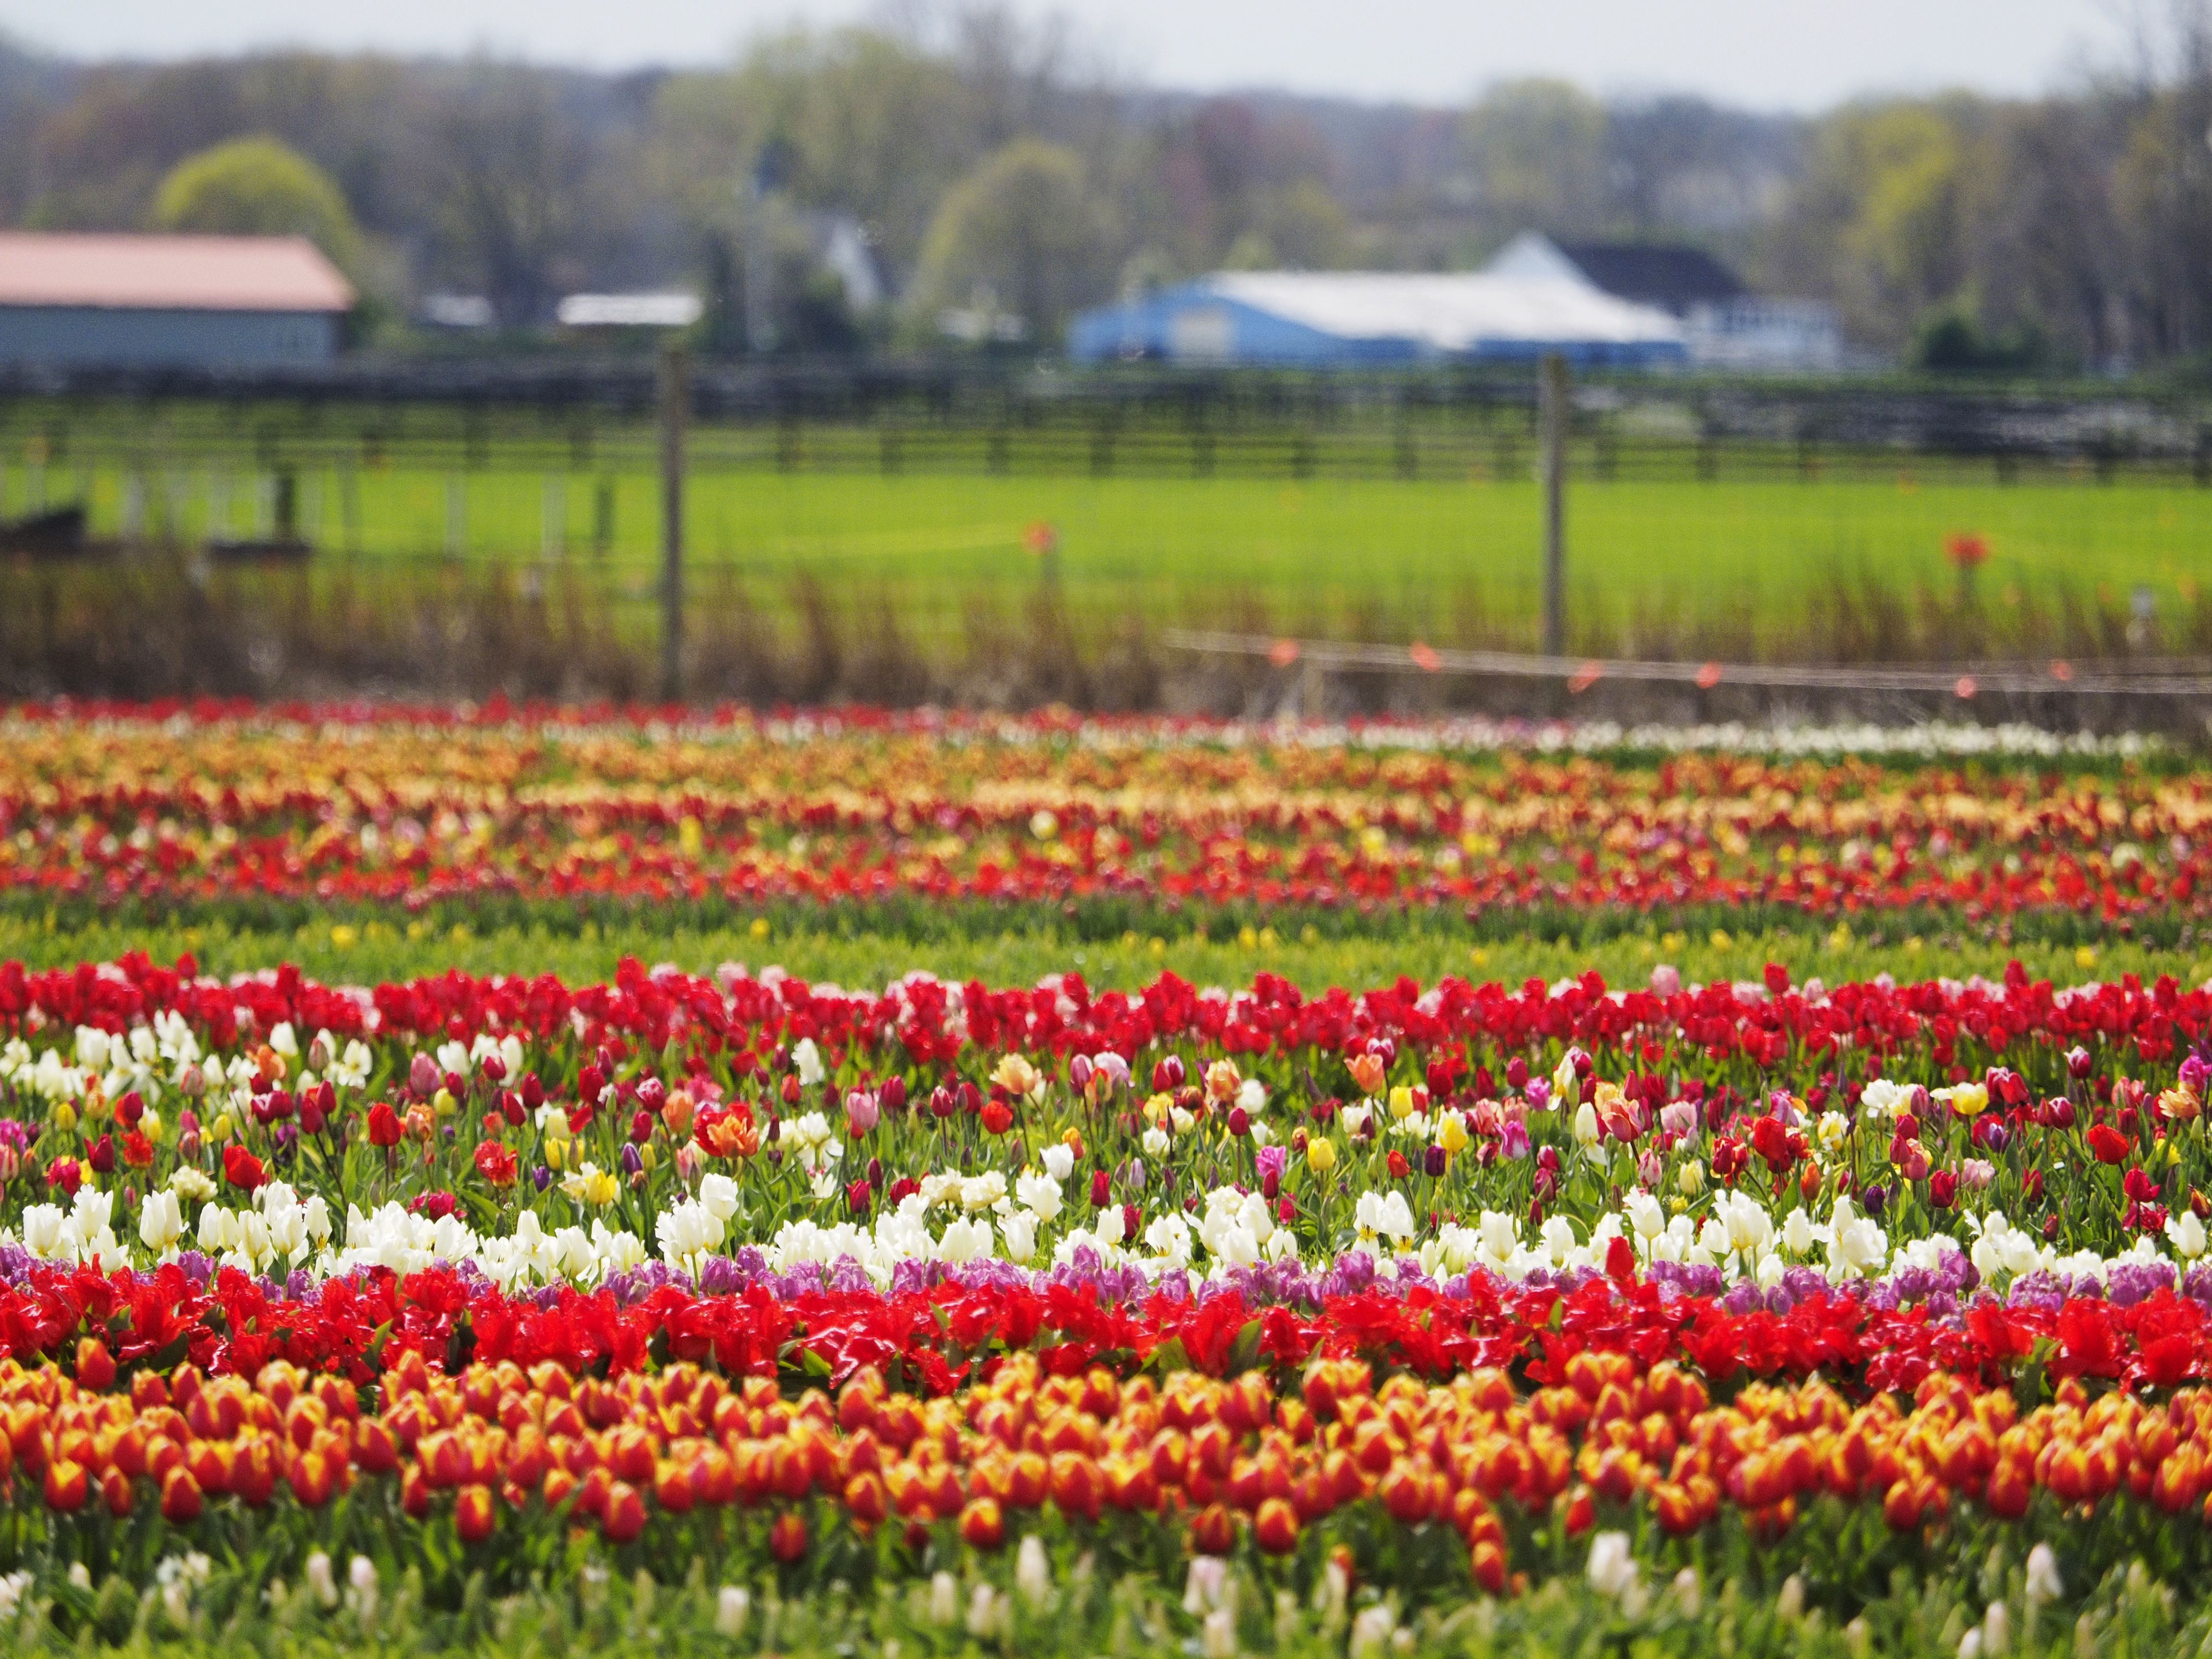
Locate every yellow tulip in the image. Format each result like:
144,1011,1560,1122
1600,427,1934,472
1306,1138,1338,1175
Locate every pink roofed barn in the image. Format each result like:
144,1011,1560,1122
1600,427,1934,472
0,233,355,369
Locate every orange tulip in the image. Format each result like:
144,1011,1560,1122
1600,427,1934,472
75,1339,116,1393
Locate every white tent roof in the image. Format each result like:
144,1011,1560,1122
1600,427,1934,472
1197,270,1681,351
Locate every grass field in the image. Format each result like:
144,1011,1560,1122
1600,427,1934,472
33,463,2212,655
4,914,2193,1002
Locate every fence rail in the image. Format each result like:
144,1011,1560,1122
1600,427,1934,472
1163,628,2212,699
0,362,2206,484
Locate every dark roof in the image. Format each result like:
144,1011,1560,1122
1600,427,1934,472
1556,243,1745,316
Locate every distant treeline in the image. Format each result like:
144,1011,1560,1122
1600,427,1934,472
2,5,2212,371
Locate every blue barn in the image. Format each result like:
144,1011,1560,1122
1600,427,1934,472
1068,270,1685,368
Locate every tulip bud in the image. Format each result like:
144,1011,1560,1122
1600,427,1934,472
1505,1058,1529,1090
1070,1055,1094,1092
2067,1046,2092,1080
879,1076,906,1114
769,1511,809,1562
1424,1144,1447,1178
630,1110,653,1144
1227,1106,1250,1138
521,1071,545,1109
620,1144,643,1177
410,1054,440,1098
930,1085,956,1119
1090,1169,1111,1206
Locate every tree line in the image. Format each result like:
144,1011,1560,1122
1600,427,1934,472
1,5,2209,372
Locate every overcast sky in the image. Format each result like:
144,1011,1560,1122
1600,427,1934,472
13,0,2142,110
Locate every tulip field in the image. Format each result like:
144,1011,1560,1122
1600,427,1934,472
7,706,2212,1654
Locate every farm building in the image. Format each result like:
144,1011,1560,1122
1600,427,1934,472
0,233,354,369
1486,232,1842,372
1067,269,1685,368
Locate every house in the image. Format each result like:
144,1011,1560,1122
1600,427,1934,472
1067,270,1685,368
1485,232,1841,372
0,233,353,369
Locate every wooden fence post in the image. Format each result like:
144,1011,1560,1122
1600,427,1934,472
1539,353,1567,657
660,340,689,704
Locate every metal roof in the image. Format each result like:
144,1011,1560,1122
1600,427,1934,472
0,233,354,313
1196,271,1684,350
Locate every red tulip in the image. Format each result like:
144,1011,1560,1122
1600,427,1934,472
602,1479,647,1543
456,1483,497,1543
1253,1496,1299,1554
160,1466,202,1524
769,1510,810,1562
2087,1122,2130,1164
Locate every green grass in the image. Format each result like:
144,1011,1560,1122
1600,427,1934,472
4,912,2197,998
0,1543,2200,1659
40,466,2212,655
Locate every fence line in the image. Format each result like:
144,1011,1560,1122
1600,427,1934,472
1162,628,2212,699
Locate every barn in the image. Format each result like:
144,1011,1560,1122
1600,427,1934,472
0,233,355,370
1067,270,1684,368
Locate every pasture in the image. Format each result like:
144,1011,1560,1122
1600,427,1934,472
24,457,2212,656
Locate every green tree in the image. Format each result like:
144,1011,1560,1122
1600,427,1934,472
1463,79,1612,237
1763,99,1992,352
152,136,362,272
911,140,1114,343
1255,180,1350,269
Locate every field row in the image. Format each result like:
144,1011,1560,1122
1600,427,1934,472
0,947,2208,1644
1,949,2208,1292
2,707,2202,924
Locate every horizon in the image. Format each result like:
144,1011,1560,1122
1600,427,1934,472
0,0,2140,114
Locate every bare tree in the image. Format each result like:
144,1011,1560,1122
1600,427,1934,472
429,63,589,325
